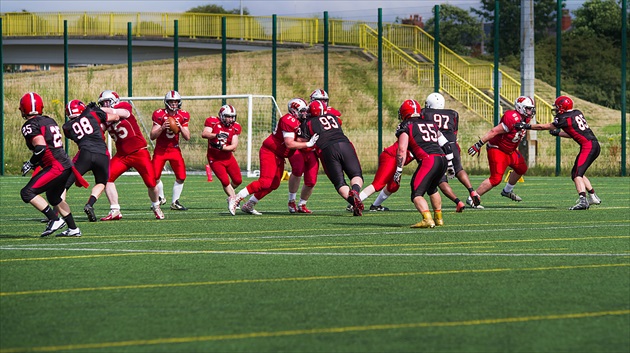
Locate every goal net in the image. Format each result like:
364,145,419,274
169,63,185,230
115,94,282,177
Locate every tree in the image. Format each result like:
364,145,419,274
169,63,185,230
187,4,249,15
572,0,626,46
424,4,483,56
472,0,557,58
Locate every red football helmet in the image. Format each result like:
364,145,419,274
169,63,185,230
308,100,327,118
287,98,308,120
398,99,422,121
553,95,574,115
218,104,237,127
19,92,44,118
65,99,86,119
98,90,120,108
309,89,329,103
164,90,182,112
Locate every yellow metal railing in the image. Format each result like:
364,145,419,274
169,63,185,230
1,11,553,122
362,26,496,122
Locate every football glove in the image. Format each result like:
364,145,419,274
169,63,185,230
21,161,34,176
514,122,531,130
446,161,456,179
468,139,485,156
86,102,99,109
549,129,561,136
209,141,224,150
306,133,319,148
393,167,403,185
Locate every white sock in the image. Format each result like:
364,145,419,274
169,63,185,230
503,183,515,193
156,180,164,199
111,204,120,211
299,199,307,206
288,192,297,202
237,188,250,199
248,196,259,205
373,190,389,206
172,181,184,203
359,191,368,201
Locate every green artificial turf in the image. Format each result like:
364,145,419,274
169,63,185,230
1,175,628,352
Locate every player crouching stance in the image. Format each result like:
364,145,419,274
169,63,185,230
19,92,86,237
395,99,455,228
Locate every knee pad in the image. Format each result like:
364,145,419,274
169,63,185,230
20,187,36,203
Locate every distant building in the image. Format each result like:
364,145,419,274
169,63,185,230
401,14,424,28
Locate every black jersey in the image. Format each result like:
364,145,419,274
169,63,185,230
301,113,349,150
62,107,109,155
421,107,459,142
396,118,444,160
552,110,598,145
21,115,72,170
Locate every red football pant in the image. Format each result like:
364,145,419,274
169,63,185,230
109,148,157,188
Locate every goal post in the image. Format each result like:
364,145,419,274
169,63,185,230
114,94,282,177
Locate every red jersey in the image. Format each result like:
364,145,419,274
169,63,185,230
204,116,242,161
262,113,301,158
488,109,530,154
152,108,190,150
105,101,147,155
327,106,342,118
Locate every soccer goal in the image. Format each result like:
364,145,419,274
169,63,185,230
115,94,282,178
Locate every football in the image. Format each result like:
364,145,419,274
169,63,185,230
167,116,180,134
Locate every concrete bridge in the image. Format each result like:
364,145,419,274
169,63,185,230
2,37,295,66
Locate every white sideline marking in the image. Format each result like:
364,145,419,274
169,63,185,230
0,246,628,257
2,224,628,249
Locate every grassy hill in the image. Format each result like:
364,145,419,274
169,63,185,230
2,48,627,175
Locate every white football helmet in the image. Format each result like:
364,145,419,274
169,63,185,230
164,90,182,112
287,98,308,120
98,90,120,108
514,96,536,118
425,92,445,109
309,89,329,103
218,104,237,127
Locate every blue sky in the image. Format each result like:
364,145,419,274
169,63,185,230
0,0,588,23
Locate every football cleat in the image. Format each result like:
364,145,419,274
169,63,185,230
100,209,122,221
588,193,601,205
227,195,243,216
410,219,436,228
456,201,466,213
241,201,262,215
41,218,66,237
346,204,354,212
470,191,481,206
288,200,298,214
434,212,444,226
84,204,97,222
349,190,364,216
151,205,165,220
569,196,589,210
369,204,389,212
297,204,313,214
466,196,484,209
158,196,167,206
501,190,522,202
170,200,188,211
57,228,82,237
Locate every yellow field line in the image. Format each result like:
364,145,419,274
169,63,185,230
1,309,628,353
1,263,628,297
